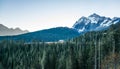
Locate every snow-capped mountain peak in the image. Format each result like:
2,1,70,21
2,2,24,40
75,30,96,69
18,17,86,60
88,13,100,18
73,13,120,33
88,13,102,24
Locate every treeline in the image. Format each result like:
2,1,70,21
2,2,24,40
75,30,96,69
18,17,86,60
0,24,120,69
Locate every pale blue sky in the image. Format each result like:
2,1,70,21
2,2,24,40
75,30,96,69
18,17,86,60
0,0,120,31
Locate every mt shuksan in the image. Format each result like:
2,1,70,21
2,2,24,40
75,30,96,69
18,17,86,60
73,13,120,33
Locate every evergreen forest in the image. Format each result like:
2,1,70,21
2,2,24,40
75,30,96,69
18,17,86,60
0,23,120,69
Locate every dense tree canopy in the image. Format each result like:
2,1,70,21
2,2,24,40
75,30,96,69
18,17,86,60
0,23,120,69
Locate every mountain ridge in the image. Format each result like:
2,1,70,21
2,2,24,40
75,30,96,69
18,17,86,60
0,24,29,36
0,13,120,42
0,27,79,42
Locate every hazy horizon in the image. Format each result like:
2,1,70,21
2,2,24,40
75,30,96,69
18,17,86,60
0,0,120,32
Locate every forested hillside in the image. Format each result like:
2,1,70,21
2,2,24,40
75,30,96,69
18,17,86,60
0,27,79,42
0,23,120,69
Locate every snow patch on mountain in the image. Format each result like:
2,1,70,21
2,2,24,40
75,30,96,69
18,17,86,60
88,17,98,24
78,27,85,32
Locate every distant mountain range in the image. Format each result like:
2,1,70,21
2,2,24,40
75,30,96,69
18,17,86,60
73,13,120,33
0,27,79,42
0,24,29,36
0,13,120,42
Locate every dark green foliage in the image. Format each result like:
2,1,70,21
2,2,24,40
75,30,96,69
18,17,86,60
0,23,120,69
